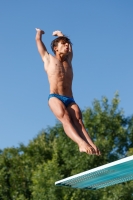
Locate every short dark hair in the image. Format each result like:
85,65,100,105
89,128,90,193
51,36,72,54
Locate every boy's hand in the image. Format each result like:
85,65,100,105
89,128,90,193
52,30,63,37
35,28,45,34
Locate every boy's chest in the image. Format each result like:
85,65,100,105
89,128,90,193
51,59,72,74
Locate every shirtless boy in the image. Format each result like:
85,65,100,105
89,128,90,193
35,28,101,156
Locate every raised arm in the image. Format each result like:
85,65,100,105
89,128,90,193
35,28,49,63
52,30,73,61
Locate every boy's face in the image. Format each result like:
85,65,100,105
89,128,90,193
54,40,69,55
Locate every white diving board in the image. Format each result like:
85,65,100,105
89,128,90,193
55,155,133,190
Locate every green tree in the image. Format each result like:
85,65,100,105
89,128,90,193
0,132,52,200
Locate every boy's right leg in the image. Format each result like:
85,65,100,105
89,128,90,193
48,97,97,155
67,103,101,156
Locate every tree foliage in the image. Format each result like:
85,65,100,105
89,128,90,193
0,94,133,200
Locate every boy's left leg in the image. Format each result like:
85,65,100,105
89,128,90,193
67,103,101,156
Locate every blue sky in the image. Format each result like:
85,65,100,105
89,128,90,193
0,1,133,149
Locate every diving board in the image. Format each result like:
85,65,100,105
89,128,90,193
55,155,133,190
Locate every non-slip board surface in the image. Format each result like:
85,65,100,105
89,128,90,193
55,155,133,190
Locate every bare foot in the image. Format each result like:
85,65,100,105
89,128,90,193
79,141,98,155
81,135,101,156
91,144,101,156
77,132,101,155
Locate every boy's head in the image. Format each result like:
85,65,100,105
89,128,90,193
51,36,72,55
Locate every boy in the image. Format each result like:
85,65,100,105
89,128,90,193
35,29,100,156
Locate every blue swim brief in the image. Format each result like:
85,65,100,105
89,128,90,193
48,94,75,107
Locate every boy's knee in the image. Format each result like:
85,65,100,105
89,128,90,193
57,110,70,123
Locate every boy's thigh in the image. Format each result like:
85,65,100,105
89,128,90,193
48,97,69,120
67,103,82,122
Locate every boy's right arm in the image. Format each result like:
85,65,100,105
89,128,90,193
35,28,49,64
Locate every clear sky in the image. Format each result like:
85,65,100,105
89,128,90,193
0,1,133,149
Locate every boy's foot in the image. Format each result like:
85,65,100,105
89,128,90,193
79,141,101,156
79,141,98,155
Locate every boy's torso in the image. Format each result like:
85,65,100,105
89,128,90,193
44,54,73,97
